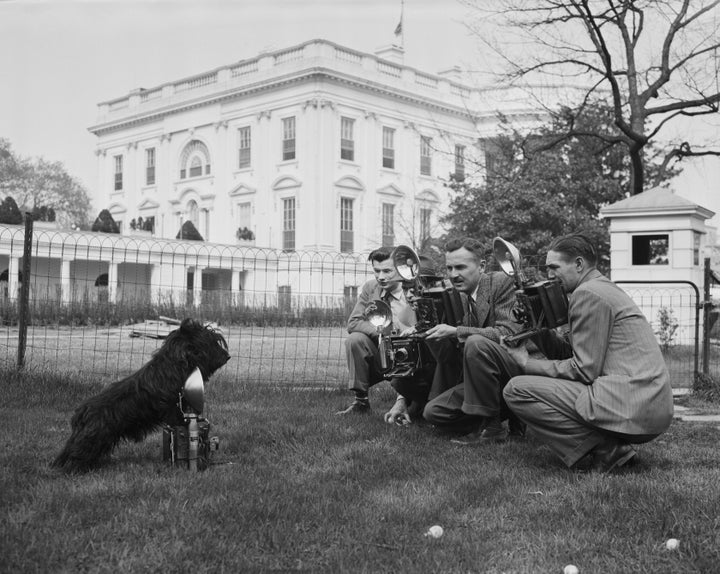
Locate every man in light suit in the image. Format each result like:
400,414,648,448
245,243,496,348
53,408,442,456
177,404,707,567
337,247,427,415
419,237,524,438
503,233,674,473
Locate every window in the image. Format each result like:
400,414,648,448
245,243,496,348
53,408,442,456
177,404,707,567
283,197,296,251
632,234,669,265
340,117,355,161
382,203,395,247
420,208,432,243
145,148,156,185
420,136,432,176
238,127,251,169
454,144,465,181
189,157,203,178
483,138,501,183
382,127,395,169
237,202,252,230
693,232,701,266
114,155,123,191
282,117,296,161
179,140,211,180
340,197,354,253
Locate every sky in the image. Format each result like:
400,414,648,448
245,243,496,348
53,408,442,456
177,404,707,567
0,0,483,195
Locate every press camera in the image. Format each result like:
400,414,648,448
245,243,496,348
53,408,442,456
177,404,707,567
493,237,569,345
365,245,463,378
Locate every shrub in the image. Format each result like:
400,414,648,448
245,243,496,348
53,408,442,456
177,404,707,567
236,226,255,241
91,209,120,233
0,196,23,224
656,306,679,352
176,220,204,241
694,372,720,403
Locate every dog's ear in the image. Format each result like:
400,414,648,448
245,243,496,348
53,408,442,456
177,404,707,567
179,318,200,334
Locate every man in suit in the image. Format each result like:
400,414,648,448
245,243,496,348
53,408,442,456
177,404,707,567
419,237,523,438
503,233,674,473
337,247,424,415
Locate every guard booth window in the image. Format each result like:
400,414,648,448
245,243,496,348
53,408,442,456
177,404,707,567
632,234,669,265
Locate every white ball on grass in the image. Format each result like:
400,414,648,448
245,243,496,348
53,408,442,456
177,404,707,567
563,565,579,574
665,538,680,550
425,525,444,538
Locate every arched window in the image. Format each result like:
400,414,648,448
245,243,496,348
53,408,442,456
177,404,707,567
179,140,211,179
187,200,199,226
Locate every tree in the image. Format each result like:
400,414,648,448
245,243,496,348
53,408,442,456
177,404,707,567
0,138,91,228
443,101,675,272
0,196,23,225
177,220,204,241
465,0,720,195
91,209,120,234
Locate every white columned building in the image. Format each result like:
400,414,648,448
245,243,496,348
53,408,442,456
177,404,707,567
88,39,541,254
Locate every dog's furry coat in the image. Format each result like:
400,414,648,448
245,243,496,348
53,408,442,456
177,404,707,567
52,319,230,473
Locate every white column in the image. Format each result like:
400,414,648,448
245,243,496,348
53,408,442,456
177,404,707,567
108,261,118,304
231,270,241,305
193,266,203,307
61,259,72,304
8,256,19,301
150,263,162,305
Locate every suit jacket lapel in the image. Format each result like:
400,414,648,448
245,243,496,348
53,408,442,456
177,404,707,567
474,274,491,327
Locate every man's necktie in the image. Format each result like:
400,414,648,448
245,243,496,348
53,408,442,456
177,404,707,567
467,296,479,327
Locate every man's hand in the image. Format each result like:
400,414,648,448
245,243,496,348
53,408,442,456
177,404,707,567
384,396,411,426
502,340,529,369
422,323,457,341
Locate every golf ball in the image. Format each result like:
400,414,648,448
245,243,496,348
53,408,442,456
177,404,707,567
666,538,680,550
426,525,444,538
563,565,579,574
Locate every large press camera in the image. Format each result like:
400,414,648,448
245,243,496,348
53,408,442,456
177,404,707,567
365,245,463,379
493,237,569,345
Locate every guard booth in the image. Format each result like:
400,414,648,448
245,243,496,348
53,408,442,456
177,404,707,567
600,186,716,354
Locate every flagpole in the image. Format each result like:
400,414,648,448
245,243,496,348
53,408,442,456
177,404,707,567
394,0,405,49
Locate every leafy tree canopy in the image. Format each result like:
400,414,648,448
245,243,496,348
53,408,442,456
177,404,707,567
0,138,91,229
177,220,204,241
91,209,120,234
465,0,720,195
442,100,676,273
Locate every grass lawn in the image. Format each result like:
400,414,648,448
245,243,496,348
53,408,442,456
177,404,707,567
1,325,716,389
2,369,720,573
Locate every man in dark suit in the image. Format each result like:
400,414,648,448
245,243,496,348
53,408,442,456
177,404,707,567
337,247,422,415
503,233,674,473
420,237,523,439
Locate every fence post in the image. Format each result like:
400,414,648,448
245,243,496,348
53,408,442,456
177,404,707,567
17,214,33,369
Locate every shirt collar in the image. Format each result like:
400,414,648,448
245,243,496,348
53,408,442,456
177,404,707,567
381,282,404,300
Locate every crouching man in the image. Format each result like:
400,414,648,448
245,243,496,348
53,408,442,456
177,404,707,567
337,247,431,416
503,233,673,473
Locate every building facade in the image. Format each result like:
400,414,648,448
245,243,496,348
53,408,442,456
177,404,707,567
89,39,542,254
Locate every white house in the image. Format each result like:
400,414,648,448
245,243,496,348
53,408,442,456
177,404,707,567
88,39,544,253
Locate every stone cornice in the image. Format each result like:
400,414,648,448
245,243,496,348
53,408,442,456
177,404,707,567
88,67,510,137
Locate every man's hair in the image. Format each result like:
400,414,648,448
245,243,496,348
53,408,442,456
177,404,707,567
548,233,597,266
367,247,393,264
444,237,486,263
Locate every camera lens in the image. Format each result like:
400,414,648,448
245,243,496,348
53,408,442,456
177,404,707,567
395,348,409,362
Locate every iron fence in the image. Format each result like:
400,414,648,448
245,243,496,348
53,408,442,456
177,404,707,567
0,224,717,387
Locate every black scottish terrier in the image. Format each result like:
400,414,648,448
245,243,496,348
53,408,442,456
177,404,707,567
52,319,230,473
